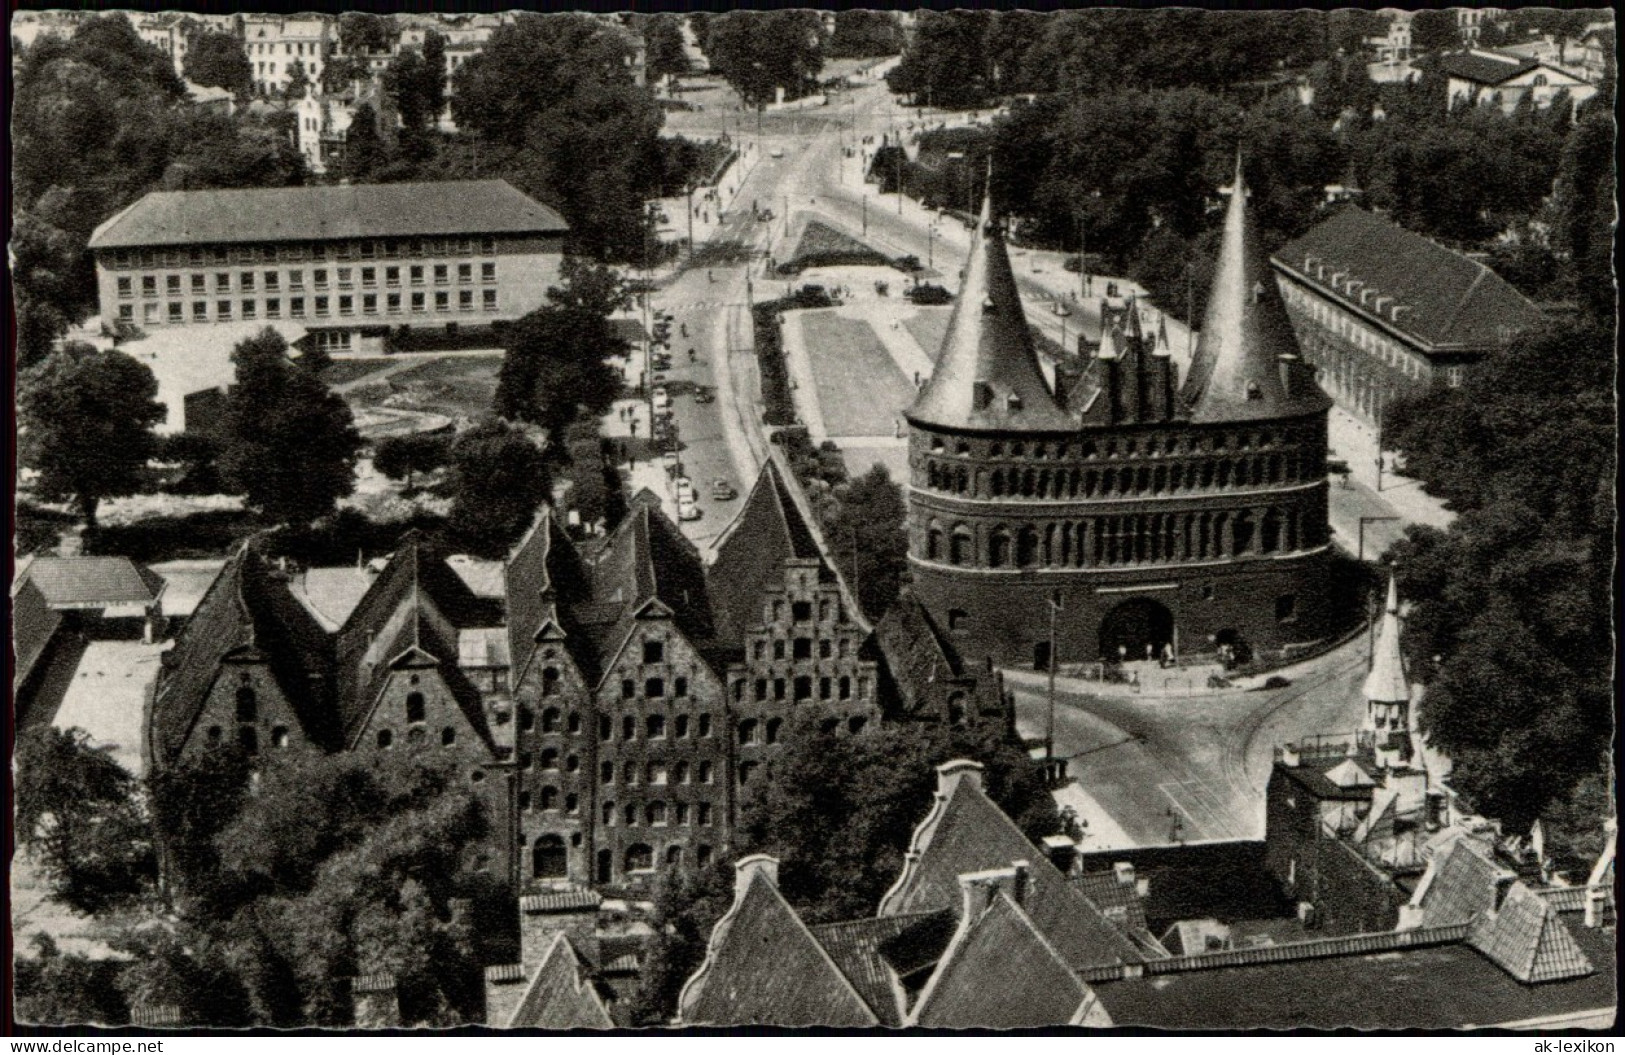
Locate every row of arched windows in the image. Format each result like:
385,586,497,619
926,427,1309,462
923,505,1320,569
925,452,1318,499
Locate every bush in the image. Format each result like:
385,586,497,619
907,283,953,305
84,509,261,563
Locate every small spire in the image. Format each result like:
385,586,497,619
1364,570,1409,704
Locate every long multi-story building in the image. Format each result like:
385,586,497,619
241,14,331,97
147,460,1013,894
1271,207,1544,430
905,161,1338,670
87,180,569,355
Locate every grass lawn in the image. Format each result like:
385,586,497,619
785,220,891,271
798,312,915,437
346,355,503,421
902,307,952,366
320,359,398,387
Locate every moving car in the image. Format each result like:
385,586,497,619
675,477,696,502
770,147,785,158
711,479,738,501
677,498,702,521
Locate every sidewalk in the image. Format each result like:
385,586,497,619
1326,405,1455,532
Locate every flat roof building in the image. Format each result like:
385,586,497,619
88,180,568,356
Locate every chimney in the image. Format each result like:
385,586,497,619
351,972,401,1029
936,759,984,799
957,865,1021,918
734,854,779,899
1113,861,1136,888
1011,859,1031,907
1492,874,1517,912
1280,743,1301,767
1042,834,1078,876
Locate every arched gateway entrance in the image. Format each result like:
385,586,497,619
1098,598,1175,661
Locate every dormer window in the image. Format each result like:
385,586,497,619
1246,381,1263,401
982,296,996,313
1007,394,1023,412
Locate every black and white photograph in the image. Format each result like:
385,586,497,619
9,4,1618,1035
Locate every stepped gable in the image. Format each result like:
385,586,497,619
504,508,589,687
679,857,879,1027
507,933,615,1029
570,491,716,682
906,192,1073,433
334,532,492,750
1365,573,1410,703
150,545,336,767
1468,882,1594,984
910,886,1110,1028
1181,155,1330,424
879,762,1145,973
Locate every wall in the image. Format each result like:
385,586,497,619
511,643,595,888
177,658,319,765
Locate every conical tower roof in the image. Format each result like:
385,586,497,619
1364,573,1409,704
1181,155,1330,424
907,192,1072,433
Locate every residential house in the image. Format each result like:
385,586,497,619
1441,49,1598,115
1272,206,1545,430
293,78,398,177
241,15,332,98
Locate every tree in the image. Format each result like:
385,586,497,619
494,260,627,431
1385,321,1613,831
337,12,393,56
342,102,388,182
15,935,131,1026
1550,110,1615,325
19,343,164,527
643,14,691,83
1410,10,1461,52
827,11,903,59
15,727,157,915
383,34,445,161
702,10,826,106
284,59,310,103
11,210,94,368
447,420,552,558
888,10,993,108
820,464,909,621
183,29,252,97
373,432,452,492
219,328,361,525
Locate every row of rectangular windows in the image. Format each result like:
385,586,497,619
599,712,711,740
601,800,715,828
119,262,496,296
751,636,852,661
108,238,500,268
120,289,497,324
600,759,717,786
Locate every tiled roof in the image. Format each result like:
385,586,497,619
911,891,1108,1028
12,578,63,690
150,547,335,767
1440,50,1539,85
707,457,831,643
1275,761,1377,802
907,195,1075,433
807,910,952,1026
1274,207,1544,353
1181,156,1330,425
333,533,493,750
1416,836,1510,927
679,867,878,1027
20,557,164,609
503,509,590,687
874,591,993,721
1072,872,1151,935
879,766,1145,972
1078,841,1294,932
286,566,376,632
352,973,397,994
508,933,615,1030
1092,921,1616,1029
1467,882,1593,983
90,180,568,249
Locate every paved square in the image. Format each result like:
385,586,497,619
798,311,916,437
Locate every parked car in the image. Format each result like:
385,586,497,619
662,449,680,469
677,498,702,521
693,387,716,404
675,477,696,502
653,387,671,409
711,478,738,501
770,147,785,158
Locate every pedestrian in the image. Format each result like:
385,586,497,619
1145,643,1154,662
1118,644,1128,664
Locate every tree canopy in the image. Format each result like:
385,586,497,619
1386,319,1614,845
20,343,165,526
827,11,903,59
493,259,627,433
642,14,690,82
447,420,553,558
819,464,909,622
702,11,826,106
182,29,252,96
220,328,361,525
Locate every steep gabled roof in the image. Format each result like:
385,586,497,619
679,859,879,1027
334,533,493,749
1413,835,1514,927
504,508,587,687
1182,156,1329,424
507,933,615,1029
1440,50,1540,85
1468,882,1594,984
13,578,64,691
910,889,1110,1029
1273,207,1544,353
907,194,1073,433
150,546,335,766
879,763,1144,972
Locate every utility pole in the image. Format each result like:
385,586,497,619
1045,593,1062,768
